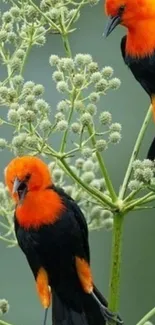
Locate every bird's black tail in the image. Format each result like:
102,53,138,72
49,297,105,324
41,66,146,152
52,286,122,325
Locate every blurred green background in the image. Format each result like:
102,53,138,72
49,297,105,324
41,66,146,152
1,1,155,325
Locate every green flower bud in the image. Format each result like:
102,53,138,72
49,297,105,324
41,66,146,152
35,99,49,113
99,178,106,189
75,158,84,169
90,206,101,219
52,71,64,82
8,88,17,102
36,36,46,46
142,168,154,182
87,62,98,73
128,180,143,191
101,66,114,78
74,100,85,113
17,107,26,119
62,58,74,71
56,81,68,93
83,160,94,171
16,49,25,59
57,100,68,112
0,86,8,99
11,57,22,71
142,159,154,169
10,103,19,110
0,138,7,149
26,110,35,122
132,160,143,170
82,147,92,158
5,23,13,32
71,122,81,133
0,299,9,315
89,92,100,103
7,109,19,123
0,188,6,202
82,171,95,183
49,8,60,20
109,78,121,90
53,169,63,181
73,74,85,88
39,119,51,132
55,112,65,122
7,32,17,43
23,81,35,92
33,84,44,96
12,133,27,147
2,12,12,23
83,54,92,65
49,55,60,66
74,54,86,66
90,179,100,189
12,75,24,87
96,139,107,151
10,6,21,18
109,132,121,144
134,168,144,181
90,72,102,83
87,103,97,115
110,123,122,132
95,79,108,92
56,120,68,131
25,94,35,106
104,218,113,231
0,30,7,42
80,112,93,126
100,111,112,125
25,135,38,148
101,210,114,219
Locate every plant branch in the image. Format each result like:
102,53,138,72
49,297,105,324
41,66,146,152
119,105,152,200
136,307,155,325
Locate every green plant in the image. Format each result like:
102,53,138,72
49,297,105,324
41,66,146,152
0,1,155,325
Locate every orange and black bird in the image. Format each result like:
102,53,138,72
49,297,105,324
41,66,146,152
104,0,155,159
5,156,122,325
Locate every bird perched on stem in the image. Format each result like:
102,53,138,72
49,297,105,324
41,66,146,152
104,0,155,160
5,156,122,325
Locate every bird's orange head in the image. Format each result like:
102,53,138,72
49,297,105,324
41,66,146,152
5,156,52,203
104,0,155,35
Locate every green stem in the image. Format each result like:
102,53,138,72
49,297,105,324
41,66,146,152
60,89,76,153
119,105,152,200
136,307,155,325
88,125,117,202
20,42,32,75
107,213,124,316
59,158,116,209
61,33,72,57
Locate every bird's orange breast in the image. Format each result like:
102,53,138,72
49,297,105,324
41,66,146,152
16,189,65,229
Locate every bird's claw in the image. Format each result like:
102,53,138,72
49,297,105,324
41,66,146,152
100,305,123,325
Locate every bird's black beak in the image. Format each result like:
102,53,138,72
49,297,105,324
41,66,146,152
104,15,121,37
13,177,28,203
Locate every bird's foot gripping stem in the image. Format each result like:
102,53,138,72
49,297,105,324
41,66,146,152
91,292,123,325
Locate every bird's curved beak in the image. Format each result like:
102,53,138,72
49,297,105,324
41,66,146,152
13,177,27,203
13,177,22,194
104,15,121,37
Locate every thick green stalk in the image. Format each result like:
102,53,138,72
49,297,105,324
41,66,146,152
119,105,152,200
87,125,117,202
136,307,155,325
107,213,124,317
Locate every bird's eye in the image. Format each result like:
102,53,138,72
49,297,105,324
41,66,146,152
118,5,125,15
24,173,31,182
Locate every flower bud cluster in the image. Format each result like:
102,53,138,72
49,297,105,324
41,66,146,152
128,159,155,191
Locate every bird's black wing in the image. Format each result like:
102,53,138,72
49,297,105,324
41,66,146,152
120,35,126,61
51,184,90,262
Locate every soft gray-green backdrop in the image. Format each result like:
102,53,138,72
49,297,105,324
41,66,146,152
1,1,155,325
